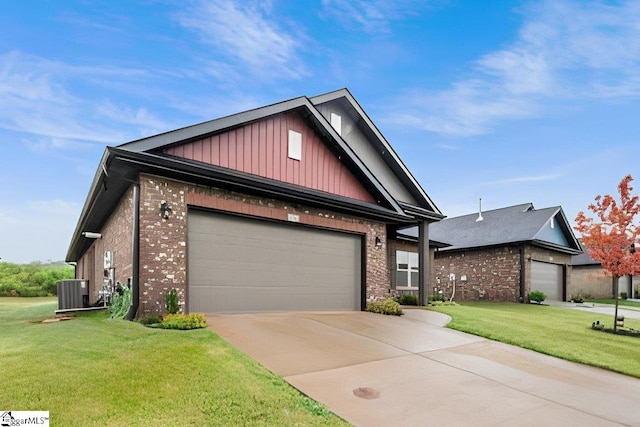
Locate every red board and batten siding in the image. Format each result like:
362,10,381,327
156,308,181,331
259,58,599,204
164,111,376,203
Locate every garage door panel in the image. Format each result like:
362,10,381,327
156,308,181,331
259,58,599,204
190,284,356,313
188,210,362,313
531,261,562,300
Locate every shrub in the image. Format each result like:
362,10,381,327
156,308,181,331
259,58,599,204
138,315,162,325
620,292,628,300
366,298,403,316
165,288,180,314
571,293,584,303
430,300,458,306
395,293,418,306
110,284,132,319
157,313,207,330
527,290,547,304
428,293,445,302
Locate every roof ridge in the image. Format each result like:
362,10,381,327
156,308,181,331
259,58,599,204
442,202,534,221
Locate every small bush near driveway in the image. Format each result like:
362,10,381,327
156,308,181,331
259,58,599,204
527,290,547,304
395,293,418,305
367,298,403,315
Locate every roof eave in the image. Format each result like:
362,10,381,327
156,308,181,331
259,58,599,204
65,148,111,261
118,96,311,152
531,239,583,255
114,148,416,222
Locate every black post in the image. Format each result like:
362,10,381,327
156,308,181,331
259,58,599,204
613,276,620,332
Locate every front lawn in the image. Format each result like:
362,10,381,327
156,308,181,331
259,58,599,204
0,298,348,426
430,302,640,378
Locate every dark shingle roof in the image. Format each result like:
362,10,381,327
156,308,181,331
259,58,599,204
572,240,599,265
398,203,582,254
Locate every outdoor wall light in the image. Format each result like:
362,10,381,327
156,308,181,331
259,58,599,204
82,232,102,239
375,236,382,247
159,201,172,219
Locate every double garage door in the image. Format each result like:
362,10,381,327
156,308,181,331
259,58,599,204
187,210,362,314
531,261,564,301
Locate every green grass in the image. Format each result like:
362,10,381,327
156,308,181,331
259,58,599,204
0,298,349,426
430,302,640,378
583,297,640,308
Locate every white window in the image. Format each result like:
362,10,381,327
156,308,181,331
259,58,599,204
330,113,342,135
396,250,419,287
288,130,302,160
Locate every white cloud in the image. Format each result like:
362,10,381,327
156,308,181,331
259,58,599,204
386,0,640,136
434,143,461,151
321,0,431,34
24,137,92,154
0,199,80,263
178,0,308,80
0,51,168,146
481,173,563,186
96,100,168,138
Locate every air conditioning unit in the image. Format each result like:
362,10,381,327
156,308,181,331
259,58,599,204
57,280,89,310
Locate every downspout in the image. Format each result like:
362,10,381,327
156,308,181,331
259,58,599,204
519,246,525,303
125,181,140,320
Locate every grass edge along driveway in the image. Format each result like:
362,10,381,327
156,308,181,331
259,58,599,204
430,302,640,378
0,298,349,427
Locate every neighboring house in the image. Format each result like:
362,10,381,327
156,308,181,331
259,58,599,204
572,242,637,299
66,88,444,316
396,203,582,302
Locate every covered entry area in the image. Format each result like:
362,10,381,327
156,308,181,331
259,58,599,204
531,261,564,301
187,209,363,314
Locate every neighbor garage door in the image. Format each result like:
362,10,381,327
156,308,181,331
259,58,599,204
531,261,563,301
187,209,362,314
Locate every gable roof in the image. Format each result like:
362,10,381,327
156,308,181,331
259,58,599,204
397,203,582,255
67,89,443,261
117,90,443,221
310,88,441,215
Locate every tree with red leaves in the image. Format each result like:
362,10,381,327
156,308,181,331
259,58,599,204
575,174,640,330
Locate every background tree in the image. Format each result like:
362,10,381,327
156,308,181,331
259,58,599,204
575,174,640,330
0,261,74,297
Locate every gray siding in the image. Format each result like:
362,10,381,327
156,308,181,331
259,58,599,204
315,101,418,205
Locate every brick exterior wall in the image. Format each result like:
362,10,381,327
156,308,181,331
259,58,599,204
571,265,614,298
135,173,390,316
76,186,134,303
389,242,576,302
433,246,522,302
387,239,434,294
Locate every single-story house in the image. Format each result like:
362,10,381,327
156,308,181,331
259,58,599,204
572,242,638,299
396,203,582,302
66,88,445,316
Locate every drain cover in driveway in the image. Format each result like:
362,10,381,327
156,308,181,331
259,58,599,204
353,387,380,399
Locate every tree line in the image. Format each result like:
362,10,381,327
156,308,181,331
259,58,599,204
0,261,74,297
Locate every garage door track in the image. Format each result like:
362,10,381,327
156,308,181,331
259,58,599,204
208,309,640,427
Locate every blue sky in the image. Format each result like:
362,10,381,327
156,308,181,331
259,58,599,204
1,0,639,263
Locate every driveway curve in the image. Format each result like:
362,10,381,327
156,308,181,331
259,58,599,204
207,309,640,427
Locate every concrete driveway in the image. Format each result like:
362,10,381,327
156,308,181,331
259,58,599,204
207,309,640,427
